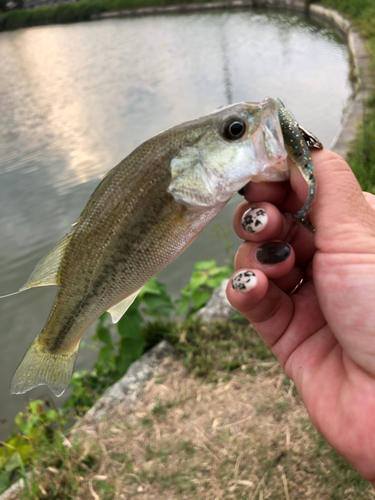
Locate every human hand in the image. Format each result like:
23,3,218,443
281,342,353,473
226,149,375,483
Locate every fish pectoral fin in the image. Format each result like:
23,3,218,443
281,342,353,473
107,289,141,323
19,231,73,292
10,339,78,397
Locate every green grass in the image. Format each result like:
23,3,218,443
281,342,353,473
319,1,375,193
321,0,375,27
144,318,277,382
4,318,371,499
0,0,218,31
346,109,375,194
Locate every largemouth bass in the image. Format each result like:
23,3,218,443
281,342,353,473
4,97,322,397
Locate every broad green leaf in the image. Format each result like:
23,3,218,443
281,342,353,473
29,414,43,427
194,260,217,270
116,337,146,376
192,289,211,310
28,401,43,414
176,295,191,315
207,265,231,277
15,445,33,463
0,471,10,494
149,281,172,301
19,422,32,435
119,336,145,359
142,294,175,317
127,296,141,313
139,277,162,297
45,409,59,421
189,273,208,289
115,356,133,377
4,453,20,473
208,267,226,276
206,276,225,289
117,310,143,339
97,311,110,327
5,437,19,450
98,346,116,367
96,327,113,347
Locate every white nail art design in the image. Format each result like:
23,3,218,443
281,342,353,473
231,270,257,293
242,207,268,233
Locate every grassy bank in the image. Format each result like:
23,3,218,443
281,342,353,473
0,0,218,30
321,0,375,193
1,259,372,498
3,321,373,499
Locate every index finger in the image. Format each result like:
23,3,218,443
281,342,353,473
243,155,316,217
243,179,289,206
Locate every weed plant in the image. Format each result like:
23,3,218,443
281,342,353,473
10,323,371,499
0,260,233,493
0,0,216,30
320,0,375,193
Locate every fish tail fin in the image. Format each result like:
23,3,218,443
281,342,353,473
10,339,78,397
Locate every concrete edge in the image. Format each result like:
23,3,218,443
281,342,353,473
92,1,374,158
309,4,374,154
90,0,306,20
75,340,175,425
0,341,174,500
0,477,30,500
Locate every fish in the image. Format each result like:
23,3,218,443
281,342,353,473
3,97,322,397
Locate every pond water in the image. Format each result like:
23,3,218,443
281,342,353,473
0,8,352,438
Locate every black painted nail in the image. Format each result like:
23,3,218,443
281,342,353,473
256,242,291,265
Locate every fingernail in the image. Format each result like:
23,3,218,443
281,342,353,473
256,242,291,264
231,270,257,293
242,207,268,233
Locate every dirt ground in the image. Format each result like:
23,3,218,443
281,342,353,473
57,355,373,500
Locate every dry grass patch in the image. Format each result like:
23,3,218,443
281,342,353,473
8,322,374,499
57,356,372,500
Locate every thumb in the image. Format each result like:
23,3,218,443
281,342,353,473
301,149,375,252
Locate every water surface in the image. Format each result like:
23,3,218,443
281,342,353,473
0,9,351,437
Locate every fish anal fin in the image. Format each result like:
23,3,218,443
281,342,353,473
107,289,141,323
10,339,78,397
19,232,72,292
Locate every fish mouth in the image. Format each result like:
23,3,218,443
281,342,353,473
168,97,289,213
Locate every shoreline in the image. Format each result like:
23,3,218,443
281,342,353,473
1,1,371,159
90,1,373,159
89,0,306,20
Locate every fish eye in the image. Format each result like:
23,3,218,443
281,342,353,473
223,117,246,141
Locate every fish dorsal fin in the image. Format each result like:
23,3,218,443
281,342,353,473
107,289,141,323
19,232,73,292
